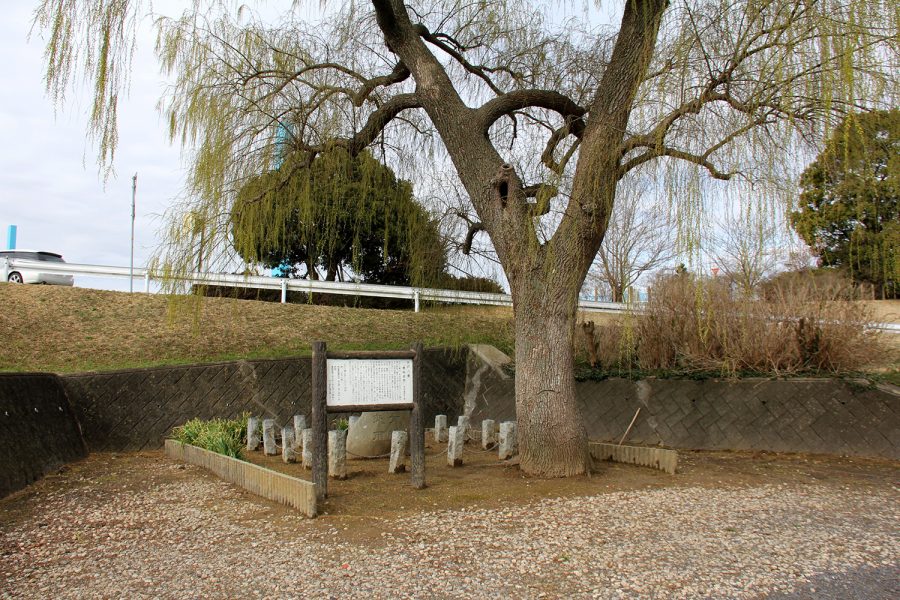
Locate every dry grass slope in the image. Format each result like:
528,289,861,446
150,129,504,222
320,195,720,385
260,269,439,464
0,284,514,374
2,283,895,376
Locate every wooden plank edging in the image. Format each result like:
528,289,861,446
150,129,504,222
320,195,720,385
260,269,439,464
590,442,678,475
164,439,317,517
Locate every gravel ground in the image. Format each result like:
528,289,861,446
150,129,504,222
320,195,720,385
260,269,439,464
1,457,898,599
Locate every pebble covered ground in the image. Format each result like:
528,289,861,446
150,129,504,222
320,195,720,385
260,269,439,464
1,454,897,599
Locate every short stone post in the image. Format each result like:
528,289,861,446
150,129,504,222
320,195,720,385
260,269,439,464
498,421,518,460
262,419,277,456
282,426,296,463
389,431,408,474
293,415,306,449
246,416,260,451
447,425,464,467
328,429,348,480
457,416,470,443
434,415,448,443
301,428,313,469
481,419,496,449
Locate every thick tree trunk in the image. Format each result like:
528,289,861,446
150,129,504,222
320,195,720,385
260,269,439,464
513,289,590,477
369,0,668,479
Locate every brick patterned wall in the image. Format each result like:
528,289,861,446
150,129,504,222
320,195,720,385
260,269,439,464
577,378,900,459
62,359,309,452
61,349,467,452
470,374,900,460
0,373,87,497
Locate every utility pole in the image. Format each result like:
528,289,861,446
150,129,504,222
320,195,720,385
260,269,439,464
130,173,137,293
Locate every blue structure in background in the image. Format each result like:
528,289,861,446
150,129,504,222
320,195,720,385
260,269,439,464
269,121,292,277
274,122,291,170
270,259,292,278
6,225,16,250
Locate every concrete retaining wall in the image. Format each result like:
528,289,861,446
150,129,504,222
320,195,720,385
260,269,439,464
0,373,87,497
468,368,900,460
63,359,308,452
4,344,897,498
577,377,900,459
61,349,467,452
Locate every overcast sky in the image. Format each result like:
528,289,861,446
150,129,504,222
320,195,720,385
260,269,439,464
0,2,390,292
1,3,184,290
0,2,801,295
0,1,511,292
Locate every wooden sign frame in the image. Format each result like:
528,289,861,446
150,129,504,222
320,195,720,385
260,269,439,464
310,341,426,501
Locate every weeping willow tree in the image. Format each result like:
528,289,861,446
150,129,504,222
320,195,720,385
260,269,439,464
233,147,447,285
34,0,898,476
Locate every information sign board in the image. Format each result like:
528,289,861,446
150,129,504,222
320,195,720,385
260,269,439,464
326,359,414,408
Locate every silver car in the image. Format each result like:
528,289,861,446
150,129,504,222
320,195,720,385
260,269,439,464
0,250,75,286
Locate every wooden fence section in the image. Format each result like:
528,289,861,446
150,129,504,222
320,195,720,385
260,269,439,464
164,440,317,517
590,442,678,475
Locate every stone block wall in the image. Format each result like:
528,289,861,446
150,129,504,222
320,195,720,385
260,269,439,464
576,378,900,459
61,349,467,452
0,373,87,497
4,344,896,498
468,371,900,460
62,359,309,452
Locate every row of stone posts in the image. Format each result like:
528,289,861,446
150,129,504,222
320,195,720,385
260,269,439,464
433,414,518,465
246,415,349,479
247,413,516,478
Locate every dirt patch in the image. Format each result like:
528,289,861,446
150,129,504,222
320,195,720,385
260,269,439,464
247,441,899,528
6,445,894,547
2,448,897,599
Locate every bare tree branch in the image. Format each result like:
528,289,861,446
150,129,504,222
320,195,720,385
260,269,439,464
351,61,411,106
476,89,586,134
461,221,485,255
241,93,422,205
620,146,736,180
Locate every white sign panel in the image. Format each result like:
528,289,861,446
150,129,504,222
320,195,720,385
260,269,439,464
326,359,414,408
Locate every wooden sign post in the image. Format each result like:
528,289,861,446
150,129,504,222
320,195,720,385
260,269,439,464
310,341,426,501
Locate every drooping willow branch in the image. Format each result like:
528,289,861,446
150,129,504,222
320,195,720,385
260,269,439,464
241,93,423,205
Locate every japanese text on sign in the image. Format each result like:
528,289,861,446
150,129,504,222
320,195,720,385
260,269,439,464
326,359,413,407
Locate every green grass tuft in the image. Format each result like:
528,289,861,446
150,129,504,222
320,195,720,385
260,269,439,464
171,416,247,459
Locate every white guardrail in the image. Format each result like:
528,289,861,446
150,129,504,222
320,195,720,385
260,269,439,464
2,257,898,333
0,257,627,313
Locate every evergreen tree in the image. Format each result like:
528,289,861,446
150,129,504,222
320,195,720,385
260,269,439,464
791,110,899,298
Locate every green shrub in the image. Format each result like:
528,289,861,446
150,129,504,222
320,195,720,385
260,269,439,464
172,416,247,459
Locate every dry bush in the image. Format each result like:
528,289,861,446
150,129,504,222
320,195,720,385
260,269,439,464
582,273,889,376
759,268,859,302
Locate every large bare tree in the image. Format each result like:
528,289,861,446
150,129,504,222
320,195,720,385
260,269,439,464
586,178,674,302
711,202,785,296
35,0,898,476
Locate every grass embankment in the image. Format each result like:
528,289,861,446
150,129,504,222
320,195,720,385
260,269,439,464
0,284,516,373
1,283,896,378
